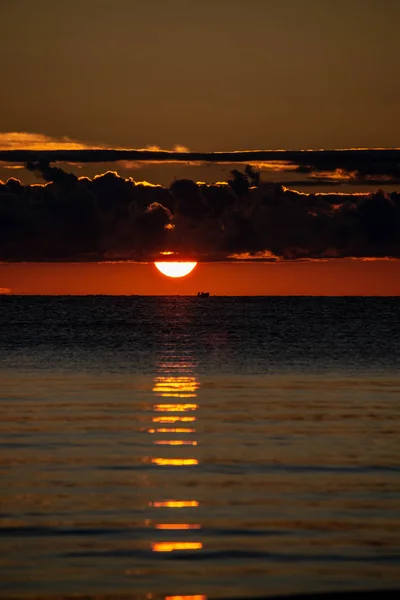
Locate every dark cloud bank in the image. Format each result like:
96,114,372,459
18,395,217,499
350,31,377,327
1,148,400,185
1,162,400,261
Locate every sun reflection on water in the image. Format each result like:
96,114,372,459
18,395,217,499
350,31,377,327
151,458,199,466
164,594,207,600
154,440,197,445
155,524,201,530
153,403,198,411
149,428,196,433
152,542,203,552
150,500,199,508
165,595,207,600
152,416,196,423
148,365,202,565
153,376,199,398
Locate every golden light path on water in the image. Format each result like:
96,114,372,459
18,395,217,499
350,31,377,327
148,367,202,564
153,403,198,410
148,428,195,433
165,596,206,600
152,416,196,423
156,524,201,530
152,542,203,552
150,500,199,508
152,458,199,466
154,440,198,445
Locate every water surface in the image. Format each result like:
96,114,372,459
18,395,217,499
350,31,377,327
1,297,400,598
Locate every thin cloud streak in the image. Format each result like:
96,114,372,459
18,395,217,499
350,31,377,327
1,147,399,164
0,132,198,169
1,145,399,183
0,131,102,151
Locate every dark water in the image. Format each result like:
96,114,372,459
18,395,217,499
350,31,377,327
1,296,400,599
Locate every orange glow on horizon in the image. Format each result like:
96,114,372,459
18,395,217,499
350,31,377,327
3,260,400,296
154,262,197,278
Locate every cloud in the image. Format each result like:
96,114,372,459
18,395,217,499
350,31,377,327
0,133,198,169
0,133,202,180
0,131,102,151
1,143,400,183
1,166,400,261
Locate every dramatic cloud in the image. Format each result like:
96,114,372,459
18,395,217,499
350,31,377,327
1,164,400,261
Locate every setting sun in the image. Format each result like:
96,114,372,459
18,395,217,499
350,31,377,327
154,262,197,278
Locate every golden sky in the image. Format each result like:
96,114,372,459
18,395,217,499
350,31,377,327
0,0,399,153
1,1,400,294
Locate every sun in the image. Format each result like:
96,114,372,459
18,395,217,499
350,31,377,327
154,262,197,278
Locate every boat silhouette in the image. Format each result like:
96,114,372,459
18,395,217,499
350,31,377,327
197,291,210,297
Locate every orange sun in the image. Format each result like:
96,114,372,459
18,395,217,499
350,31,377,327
154,262,197,278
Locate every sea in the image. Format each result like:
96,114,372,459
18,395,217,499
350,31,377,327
0,296,400,599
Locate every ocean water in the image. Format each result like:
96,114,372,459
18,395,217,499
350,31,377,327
0,296,400,599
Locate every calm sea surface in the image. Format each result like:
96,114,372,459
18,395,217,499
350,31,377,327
1,296,400,599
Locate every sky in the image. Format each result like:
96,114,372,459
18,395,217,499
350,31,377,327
1,0,400,152
1,0,400,294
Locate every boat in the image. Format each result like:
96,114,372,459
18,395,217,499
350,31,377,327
197,292,210,297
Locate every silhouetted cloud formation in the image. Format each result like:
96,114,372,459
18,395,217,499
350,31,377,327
1,147,400,184
1,133,400,185
1,164,400,261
